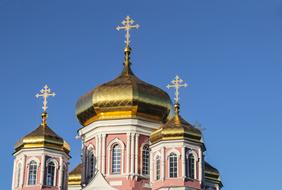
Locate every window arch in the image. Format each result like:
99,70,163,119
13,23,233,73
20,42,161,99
142,144,150,176
112,144,121,174
16,163,22,187
46,161,55,186
188,154,195,179
156,156,160,180
169,153,178,178
28,161,37,185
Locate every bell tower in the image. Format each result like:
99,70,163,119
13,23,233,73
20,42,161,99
12,85,70,190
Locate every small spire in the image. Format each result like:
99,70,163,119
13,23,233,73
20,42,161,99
35,85,55,126
116,16,140,76
167,75,188,114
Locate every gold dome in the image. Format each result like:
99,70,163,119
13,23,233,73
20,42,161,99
76,48,172,126
205,161,223,188
14,112,70,154
68,163,82,186
150,104,202,144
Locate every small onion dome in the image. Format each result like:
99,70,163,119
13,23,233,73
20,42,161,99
205,161,223,188
68,163,82,186
14,113,70,154
76,47,172,126
150,104,202,144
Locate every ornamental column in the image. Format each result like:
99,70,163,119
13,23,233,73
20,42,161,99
135,134,139,175
126,133,131,175
130,133,135,175
101,134,106,174
181,147,185,179
40,155,45,186
161,146,165,181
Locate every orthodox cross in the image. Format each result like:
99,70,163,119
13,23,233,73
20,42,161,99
167,75,188,104
116,16,140,47
35,85,56,112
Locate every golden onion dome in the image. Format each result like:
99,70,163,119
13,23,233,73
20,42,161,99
150,104,202,144
76,47,172,126
14,112,70,154
68,163,82,186
205,161,223,188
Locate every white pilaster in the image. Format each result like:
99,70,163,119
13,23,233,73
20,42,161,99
40,155,45,186
130,133,135,175
149,150,153,183
58,157,63,189
126,133,131,175
96,134,100,171
22,155,26,187
101,134,106,174
181,147,185,178
11,159,16,190
135,134,139,175
161,146,165,180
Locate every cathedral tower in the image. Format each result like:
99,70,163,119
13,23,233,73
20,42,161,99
74,16,172,190
12,85,70,190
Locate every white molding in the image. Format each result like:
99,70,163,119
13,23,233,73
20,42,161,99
126,133,130,175
40,155,45,186
167,151,179,179
166,148,180,158
107,138,125,175
130,133,135,175
135,134,139,175
140,142,149,176
101,134,106,174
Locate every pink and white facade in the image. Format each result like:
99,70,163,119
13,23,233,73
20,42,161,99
12,146,70,190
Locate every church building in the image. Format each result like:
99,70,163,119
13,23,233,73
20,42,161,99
12,16,223,190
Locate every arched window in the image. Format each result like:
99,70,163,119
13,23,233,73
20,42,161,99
28,161,37,185
88,151,95,178
142,145,150,176
188,154,195,179
112,144,121,174
46,161,55,186
16,163,22,187
169,153,177,178
156,156,160,180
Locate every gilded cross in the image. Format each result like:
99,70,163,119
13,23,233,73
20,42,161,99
116,16,140,47
35,85,55,112
167,75,188,104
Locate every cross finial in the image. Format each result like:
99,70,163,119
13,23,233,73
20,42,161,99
116,16,140,48
35,85,56,112
167,75,188,113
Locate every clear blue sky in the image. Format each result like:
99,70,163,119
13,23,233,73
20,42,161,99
1,0,282,189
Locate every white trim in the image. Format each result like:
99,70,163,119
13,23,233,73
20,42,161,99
107,138,125,175
58,157,63,188
161,147,165,180
101,134,106,174
14,160,23,189
153,151,161,181
140,142,150,176
26,157,40,165
135,134,139,175
167,152,178,179
87,144,95,151
126,133,130,175
181,147,185,178
166,149,180,158
26,158,39,186
187,150,198,180
45,158,59,187
40,155,45,186
130,133,135,175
